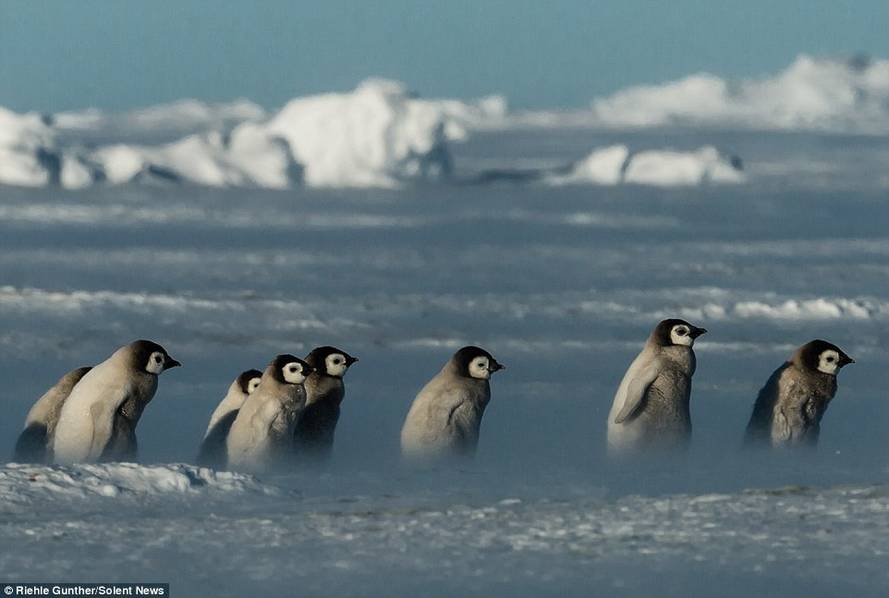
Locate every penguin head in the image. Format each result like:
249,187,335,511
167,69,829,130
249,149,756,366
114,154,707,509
130,340,181,375
798,340,854,376
270,354,315,385
453,346,504,380
237,369,263,394
305,346,358,378
652,319,707,348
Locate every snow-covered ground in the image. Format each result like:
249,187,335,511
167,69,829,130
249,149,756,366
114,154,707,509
3,57,889,596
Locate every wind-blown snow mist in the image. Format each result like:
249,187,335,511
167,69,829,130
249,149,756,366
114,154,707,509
2,54,889,598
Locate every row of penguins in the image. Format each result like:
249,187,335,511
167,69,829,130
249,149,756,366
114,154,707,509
10,318,853,470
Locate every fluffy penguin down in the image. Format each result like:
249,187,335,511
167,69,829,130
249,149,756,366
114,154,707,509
0,463,281,507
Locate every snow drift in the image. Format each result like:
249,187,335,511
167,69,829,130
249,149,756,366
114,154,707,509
547,145,744,187
0,463,281,510
591,54,889,133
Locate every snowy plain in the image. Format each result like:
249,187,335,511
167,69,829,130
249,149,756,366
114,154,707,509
3,56,889,597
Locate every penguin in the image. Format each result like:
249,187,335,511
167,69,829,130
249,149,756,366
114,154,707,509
226,354,314,473
400,346,504,460
607,319,707,456
744,340,854,448
12,366,92,463
292,346,358,460
51,340,181,464
195,369,262,468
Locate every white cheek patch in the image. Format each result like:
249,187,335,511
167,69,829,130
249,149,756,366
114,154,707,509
282,363,306,384
817,351,840,375
325,354,348,377
670,327,694,347
468,357,491,380
247,378,261,394
146,351,165,374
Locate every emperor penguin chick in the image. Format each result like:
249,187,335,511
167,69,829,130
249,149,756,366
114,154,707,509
607,319,707,456
52,340,181,464
744,340,853,448
293,346,358,460
196,369,262,468
13,366,92,463
226,355,313,473
400,346,504,460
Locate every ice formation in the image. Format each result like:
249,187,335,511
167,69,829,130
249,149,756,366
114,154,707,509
547,145,744,187
0,80,505,189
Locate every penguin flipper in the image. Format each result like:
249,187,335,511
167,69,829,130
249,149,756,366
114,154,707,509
613,364,659,424
772,408,792,444
88,401,122,461
12,423,49,463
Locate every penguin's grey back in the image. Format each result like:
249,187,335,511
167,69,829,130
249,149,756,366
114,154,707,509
743,363,790,446
400,360,491,459
293,374,344,458
196,376,254,468
196,411,239,469
101,397,150,462
744,361,837,447
13,366,92,463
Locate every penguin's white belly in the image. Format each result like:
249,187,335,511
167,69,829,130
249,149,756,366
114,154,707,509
226,396,290,472
53,368,132,464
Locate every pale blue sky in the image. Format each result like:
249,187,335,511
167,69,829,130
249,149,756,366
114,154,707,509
2,0,888,112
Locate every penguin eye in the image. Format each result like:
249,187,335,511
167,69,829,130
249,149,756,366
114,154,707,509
289,365,298,373
826,356,835,363
154,355,162,363
676,328,687,336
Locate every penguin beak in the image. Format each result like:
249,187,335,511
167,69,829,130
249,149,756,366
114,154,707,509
840,355,855,366
346,356,359,366
689,327,707,339
490,361,505,372
164,358,182,370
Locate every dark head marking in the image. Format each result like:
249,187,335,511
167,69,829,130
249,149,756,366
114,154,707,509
268,354,315,384
129,339,181,374
236,369,263,393
797,339,854,373
304,346,358,376
452,345,504,378
651,319,707,346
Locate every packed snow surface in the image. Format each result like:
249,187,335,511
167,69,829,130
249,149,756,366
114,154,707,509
0,463,280,509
